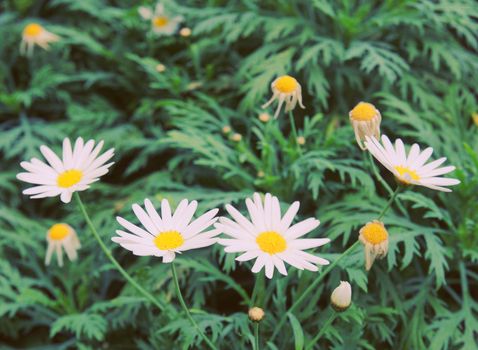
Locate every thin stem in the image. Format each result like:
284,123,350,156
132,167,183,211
288,111,301,154
254,322,260,350
250,272,264,307
74,193,166,311
270,241,360,342
171,262,217,350
306,311,336,350
377,186,402,220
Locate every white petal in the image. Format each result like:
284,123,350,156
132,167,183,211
284,218,320,239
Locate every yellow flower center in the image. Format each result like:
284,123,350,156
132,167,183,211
350,102,377,121
275,75,298,93
49,223,70,241
394,166,420,183
256,231,287,254
153,16,169,27
361,222,388,245
153,230,184,250
24,23,43,37
57,169,83,188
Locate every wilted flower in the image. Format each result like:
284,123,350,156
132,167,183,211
45,223,81,267
17,137,114,203
262,75,305,119
20,23,60,56
349,102,381,150
112,198,219,263
331,281,352,311
248,307,265,322
138,3,183,36
216,193,330,279
359,220,389,271
365,135,460,192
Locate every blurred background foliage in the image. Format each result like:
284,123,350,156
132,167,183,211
0,0,477,349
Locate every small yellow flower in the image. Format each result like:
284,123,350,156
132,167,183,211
258,112,271,122
248,307,265,322
155,63,166,72
231,133,242,142
296,136,306,145
331,281,352,311
262,75,305,119
222,125,232,134
349,102,381,150
45,223,81,267
358,220,389,271
179,27,192,37
472,113,478,126
20,23,60,56
138,3,183,36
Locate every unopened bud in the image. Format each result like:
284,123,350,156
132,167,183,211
231,133,242,142
222,125,232,134
330,281,352,312
155,63,166,72
248,307,265,322
180,27,192,37
258,113,270,122
296,136,305,145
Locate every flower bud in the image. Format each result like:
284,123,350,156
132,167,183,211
231,133,242,142
222,125,231,134
330,281,352,312
155,63,166,72
248,307,265,322
296,136,305,145
179,27,192,37
258,112,270,122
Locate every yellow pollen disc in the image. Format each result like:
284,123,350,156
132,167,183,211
275,75,298,93
362,223,388,245
154,230,184,250
256,231,287,254
57,169,83,188
49,223,70,240
24,23,43,37
153,16,169,27
394,166,420,182
350,102,377,121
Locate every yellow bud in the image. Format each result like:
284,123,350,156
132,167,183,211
179,27,192,37
222,126,232,134
248,307,265,322
296,136,305,145
155,64,166,72
231,133,242,142
258,113,270,122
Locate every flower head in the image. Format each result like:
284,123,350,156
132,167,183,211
359,220,389,271
112,198,219,263
216,193,330,279
349,102,381,150
262,75,305,119
365,135,460,192
45,223,81,267
248,307,265,322
20,23,60,56
330,281,352,311
17,137,114,203
138,3,183,36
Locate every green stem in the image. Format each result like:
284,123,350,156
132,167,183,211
306,311,336,349
269,241,360,342
74,193,166,311
171,262,217,350
254,322,260,350
288,111,301,154
250,273,264,307
377,186,401,220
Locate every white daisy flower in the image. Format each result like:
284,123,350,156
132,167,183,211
138,3,183,36
262,75,305,119
45,223,81,267
349,101,381,150
365,135,460,192
17,137,115,203
216,193,330,279
20,23,60,57
112,198,220,263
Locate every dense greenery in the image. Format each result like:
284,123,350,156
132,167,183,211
1,0,477,349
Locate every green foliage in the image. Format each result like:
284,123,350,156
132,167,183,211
0,0,477,349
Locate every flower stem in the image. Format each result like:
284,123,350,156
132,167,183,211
288,111,301,153
74,193,166,311
250,272,264,307
377,186,402,220
269,241,360,342
306,311,336,349
171,262,217,350
254,322,260,350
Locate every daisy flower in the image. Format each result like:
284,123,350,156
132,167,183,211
262,75,305,119
112,198,220,263
349,101,381,150
45,223,81,267
138,3,183,36
17,137,115,203
216,193,330,279
20,23,60,56
365,135,460,192
359,220,388,271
